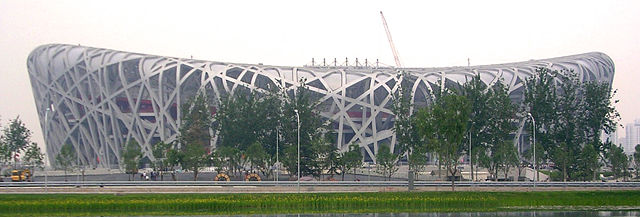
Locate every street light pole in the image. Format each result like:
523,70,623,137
44,108,50,191
276,127,279,182
527,113,537,188
294,109,300,193
77,138,80,184
469,130,472,182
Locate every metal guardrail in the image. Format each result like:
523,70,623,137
2,181,640,188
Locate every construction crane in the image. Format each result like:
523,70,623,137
380,11,402,68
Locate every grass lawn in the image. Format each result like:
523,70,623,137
1,191,639,216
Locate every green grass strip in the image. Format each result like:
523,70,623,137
0,191,639,216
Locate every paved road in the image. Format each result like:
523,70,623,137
4,171,404,182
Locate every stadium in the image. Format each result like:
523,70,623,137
27,44,614,168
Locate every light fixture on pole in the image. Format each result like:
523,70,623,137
469,130,472,182
294,109,300,193
527,112,537,188
276,127,279,182
44,107,51,191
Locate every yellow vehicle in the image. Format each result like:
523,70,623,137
11,169,32,182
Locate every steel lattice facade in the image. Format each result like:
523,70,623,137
27,44,614,168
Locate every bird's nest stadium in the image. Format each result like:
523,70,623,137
27,44,614,168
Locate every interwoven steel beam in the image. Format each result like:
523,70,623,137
27,44,614,168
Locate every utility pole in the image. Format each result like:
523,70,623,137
468,58,474,182
276,127,279,182
294,109,300,193
44,107,50,192
528,113,537,189
469,131,472,182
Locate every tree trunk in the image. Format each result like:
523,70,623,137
563,161,567,182
438,160,442,180
504,166,510,179
504,168,507,179
193,169,199,181
354,168,358,180
470,158,474,181
449,167,456,191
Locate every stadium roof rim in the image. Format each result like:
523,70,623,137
29,43,613,73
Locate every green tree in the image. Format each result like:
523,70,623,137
477,145,497,181
554,71,583,181
634,144,640,178
408,145,428,179
319,146,340,180
166,148,183,181
280,80,331,178
497,140,519,180
478,142,520,182
315,140,338,180
151,141,171,181
482,81,518,180
217,146,242,177
23,142,45,171
523,68,558,172
55,143,75,181
208,149,225,174
216,90,261,154
522,142,545,179
608,145,628,180
575,142,600,181
215,87,284,178
246,141,268,174
391,72,424,179
121,140,142,181
461,74,492,181
579,82,619,179
582,82,620,144
552,142,574,181
0,119,5,165
178,92,212,181
254,87,286,170
0,141,10,166
181,140,208,181
416,93,471,191
524,67,619,181
338,143,363,181
376,143,399,181
3,117,32,166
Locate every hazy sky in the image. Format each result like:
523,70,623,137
1,0,639,158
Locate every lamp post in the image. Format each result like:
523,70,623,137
527,113,537,188
469,130,472,182
76,138,80,185
276,127,279,182
44,107,51,191
294,109,300,193
468,120,475,182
